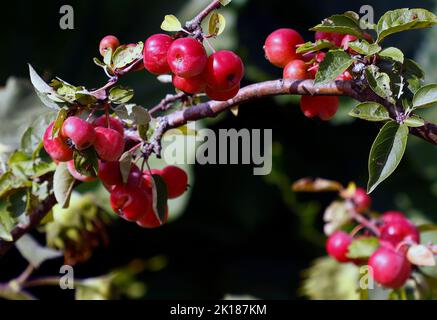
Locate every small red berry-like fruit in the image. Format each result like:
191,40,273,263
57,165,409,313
336,70,353,81
326,231,353,262
205,85,240,101
92,115,124,135
67,160,96,182
300,95,339,120
264,28,304,68
61,116,96,150
142,169,162,188
368,246,412,289
341,34,358,51
143,34,173,75
173,74,206,94
352,187,372,213
99,35,120,57
98,161,123,186
43,122,73,162
93,127,125,161
160,166,188,199
110,184,151,221
167,38,207,78
315,31,344,47
379,215,420,247
381,211,406,224
283,59,309,80
204,50,244,91
137,206,168,228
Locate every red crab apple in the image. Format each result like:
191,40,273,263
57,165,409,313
43,122,73,162
283,59,310,80
172,74,206,94
98,161,123,186
167,37,207,78
67,160,96,182
205,84,240,101
315,31,344,47
352,187,372,213
300,95,339,120
110,184,152,221
61,116,96,150
93,127,125,161
379,214,420,247
341,34,358,52
160,166,188,199
326,231,353,262
99,35,120,57
204,50,244,91
143,34,173,74
264,28,304,68
368,246,412,289
137,206,168,228
92,115,124,135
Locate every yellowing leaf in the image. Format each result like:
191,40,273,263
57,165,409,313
407,244,436,266
161,15,182,32
230,105,239,116
208,12,226,36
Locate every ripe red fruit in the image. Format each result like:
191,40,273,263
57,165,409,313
381,211,406,224
160,166,188,199
336,70,353,81
379,215,420,247
167,38,207,78
173,74,206,94
368,246,412,289
326,231,353,262
137,206,168,228
93,127,125,161
341,34,358,51
61,116,96,150
67,160,96,182
43,122,73,162
99,35,120,57
205,85,240,101
143,34,173,75
264,28,304,68
92,115,124,135
307,52,326,78
98,161,123,186
283,59,310,80
110,184,151,221
142,169,162,188
300,95,339,120
204,50,244,91
352,187,372,213
315,31,344,47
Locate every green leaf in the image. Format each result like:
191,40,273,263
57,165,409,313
347,237,379,259
52,108,68,137
103,47,113,66
28,64,63,110
379,47,404,63
93,57,106,68
0,202,14,241
219,0,231,6
119,152,132,184
404,115,425,127
208,12,226,37
150,174,168,224
73,149,98,177
315,50,355,85
412,84,437,109
137,124,149,141
112,43,144,70
15,234,62,268
376,8,437,43
348,102,390,121
296,40,336,54
348,40,381,56
109,86,134,104
53,162,76,208
114,104,150,126
310,14,365,38
418,224,437,232
160,15,182,32
365,65,394,104
367,121,409,193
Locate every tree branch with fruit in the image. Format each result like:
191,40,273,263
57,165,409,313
1,0,437,298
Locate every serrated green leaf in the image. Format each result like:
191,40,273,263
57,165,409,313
119,152,132,184
367,121,409,193
412,84,437,109
315,50,355,85
109,86,134,104
349,102,390,121
160,15,182,32
296,40,336,54
376,8,437,43
208,12,226,37
379,47,404,63
365,65,394,104
348,40,381,56
347,237,379,259
151,174,168,224
310,14,365,38
404,115,425,127
53,162,76,208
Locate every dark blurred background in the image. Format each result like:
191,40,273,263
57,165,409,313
0,0,436,299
